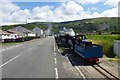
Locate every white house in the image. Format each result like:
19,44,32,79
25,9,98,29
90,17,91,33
32,27,43,37
8,26,35,37
0,30,10,42
7,30,25,38
28,32,36,37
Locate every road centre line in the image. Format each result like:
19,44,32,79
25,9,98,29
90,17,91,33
54,53,56,56
28,46,36,50
39,43,42,45
55,68,59,79
28,43,41,51
54,58,57,64
54,41,56,51
0,54,22,67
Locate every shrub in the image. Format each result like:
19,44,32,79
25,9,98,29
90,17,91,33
87,35,120,58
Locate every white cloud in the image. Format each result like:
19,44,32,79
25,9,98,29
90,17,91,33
53,1,84,21
101,7,118,17
0,0,20,25
63,1,83,15
32,5,54,21
104,0,120,7
78,0,101,4
8,9,31,23
0,2,20,13
0,0,119,26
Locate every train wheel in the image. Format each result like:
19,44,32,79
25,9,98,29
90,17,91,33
88,58,99,64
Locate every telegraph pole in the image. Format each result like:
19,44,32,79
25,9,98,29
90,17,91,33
26,18,30,41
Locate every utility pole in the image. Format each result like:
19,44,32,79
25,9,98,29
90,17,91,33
26,18,30,41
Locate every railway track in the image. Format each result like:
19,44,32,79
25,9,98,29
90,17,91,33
91,64,119,80
55,38,119,80
66,49,119,80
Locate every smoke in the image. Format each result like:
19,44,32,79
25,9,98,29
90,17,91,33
47,23,52,35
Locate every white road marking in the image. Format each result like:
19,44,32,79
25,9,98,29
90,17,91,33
54,41,56,51
58,49,60,52
28,47,35,50
28,45,37,51
69,57,87,80
1,44,23,52
2,49,5,51
54,53,56,56
75,66,86,79
54,58,57,64
55,68,59,79
39,43,42,45
6,48,9,50
0,54,22,67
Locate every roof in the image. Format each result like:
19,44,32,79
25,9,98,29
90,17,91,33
33,27,41,29
7,30,25,36
8,26,34,34
0,29,10,35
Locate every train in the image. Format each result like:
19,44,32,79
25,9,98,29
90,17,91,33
67,34,103,63
56,28,103,63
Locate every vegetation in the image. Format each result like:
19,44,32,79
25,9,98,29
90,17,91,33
108,57,120,62
87,35,120,58
1,17,119,34
59,17,119,33
2,22,48,31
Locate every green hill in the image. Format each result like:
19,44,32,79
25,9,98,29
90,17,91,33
1,17,119,34
57,17,119,33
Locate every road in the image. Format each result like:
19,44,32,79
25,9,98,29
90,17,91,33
1,36,119,79
1,36,80,79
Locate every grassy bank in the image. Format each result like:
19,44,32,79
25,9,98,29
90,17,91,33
87,35,120,58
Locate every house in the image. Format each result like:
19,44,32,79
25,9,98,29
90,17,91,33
0,29,11,42
7,30,25,38
97,23,110,31
32,27,43,38
27,31,36,37
8,26,35,37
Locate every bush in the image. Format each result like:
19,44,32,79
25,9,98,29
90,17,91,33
87,35,120,58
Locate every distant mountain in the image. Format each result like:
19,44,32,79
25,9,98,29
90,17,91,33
2,17,119,34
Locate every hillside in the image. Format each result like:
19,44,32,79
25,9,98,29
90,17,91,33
1,17,119,33
57,17,119,33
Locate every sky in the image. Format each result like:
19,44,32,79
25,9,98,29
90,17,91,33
0,0,120,26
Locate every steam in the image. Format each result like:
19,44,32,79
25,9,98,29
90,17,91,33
46,23,52,36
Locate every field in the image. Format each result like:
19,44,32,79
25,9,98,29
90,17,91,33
87,35,120,58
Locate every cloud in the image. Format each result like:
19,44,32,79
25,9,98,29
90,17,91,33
104,0,120,7
0,0,20,25
8,9,31,23
32,5,54,21
78,0,101,4
0,2,20,13
0,0,119,26
54,1,84,21
101,7,118,17
63,1,83,15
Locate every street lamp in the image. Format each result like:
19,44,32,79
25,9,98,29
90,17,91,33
25,18,30,41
